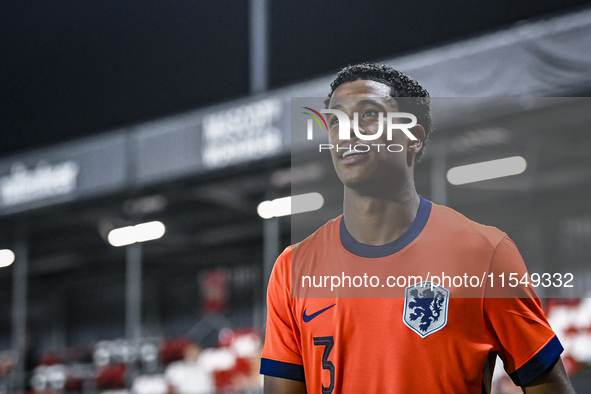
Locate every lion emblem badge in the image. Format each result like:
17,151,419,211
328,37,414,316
403,281,449,338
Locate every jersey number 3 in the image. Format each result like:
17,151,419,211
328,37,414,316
313,336,335,394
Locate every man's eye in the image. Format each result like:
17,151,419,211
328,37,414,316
330,117,339,126
363,110,378,117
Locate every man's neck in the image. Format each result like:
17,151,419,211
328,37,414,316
343,185,421,246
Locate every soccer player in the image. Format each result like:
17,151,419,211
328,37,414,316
260,63,575,393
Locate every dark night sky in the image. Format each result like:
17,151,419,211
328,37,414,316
1,0,590,157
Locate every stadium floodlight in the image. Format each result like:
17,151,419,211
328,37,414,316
0,249,15,268
108,221,166,247
446,156,527,186
257,192,324,219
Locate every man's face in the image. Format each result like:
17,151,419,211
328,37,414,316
326,79,420,194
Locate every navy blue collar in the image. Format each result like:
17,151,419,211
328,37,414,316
340,195,432,258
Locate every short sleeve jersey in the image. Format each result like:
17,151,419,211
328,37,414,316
260,197,563,393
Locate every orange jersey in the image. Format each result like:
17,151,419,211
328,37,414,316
261,197,562,393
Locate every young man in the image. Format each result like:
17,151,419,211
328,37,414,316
260,63,575,393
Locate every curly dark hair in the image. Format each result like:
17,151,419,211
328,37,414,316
327,63,432,161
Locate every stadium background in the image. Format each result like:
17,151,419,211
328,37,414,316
2,1,591,393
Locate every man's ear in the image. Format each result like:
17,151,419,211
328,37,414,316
406,124,426,167
408,125,426,156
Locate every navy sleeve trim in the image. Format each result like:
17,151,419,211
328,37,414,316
509,335,564,387
260,358,305,382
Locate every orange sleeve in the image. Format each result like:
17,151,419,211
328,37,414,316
260,247,305,381
483,237,563,386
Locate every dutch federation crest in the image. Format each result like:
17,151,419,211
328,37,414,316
403,281,449,338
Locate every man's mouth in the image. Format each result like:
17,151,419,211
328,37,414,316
341,149,369,160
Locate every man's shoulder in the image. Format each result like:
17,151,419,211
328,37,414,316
270,216,341,291
291,215,342,253
431,202,507,249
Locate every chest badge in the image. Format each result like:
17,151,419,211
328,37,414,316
403,281,449,338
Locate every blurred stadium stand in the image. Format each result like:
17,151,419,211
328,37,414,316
0,5,591,394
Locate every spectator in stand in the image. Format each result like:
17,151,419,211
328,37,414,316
165,342,213,394
231,348,263,393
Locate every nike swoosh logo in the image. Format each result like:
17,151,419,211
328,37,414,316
303,304,336,323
